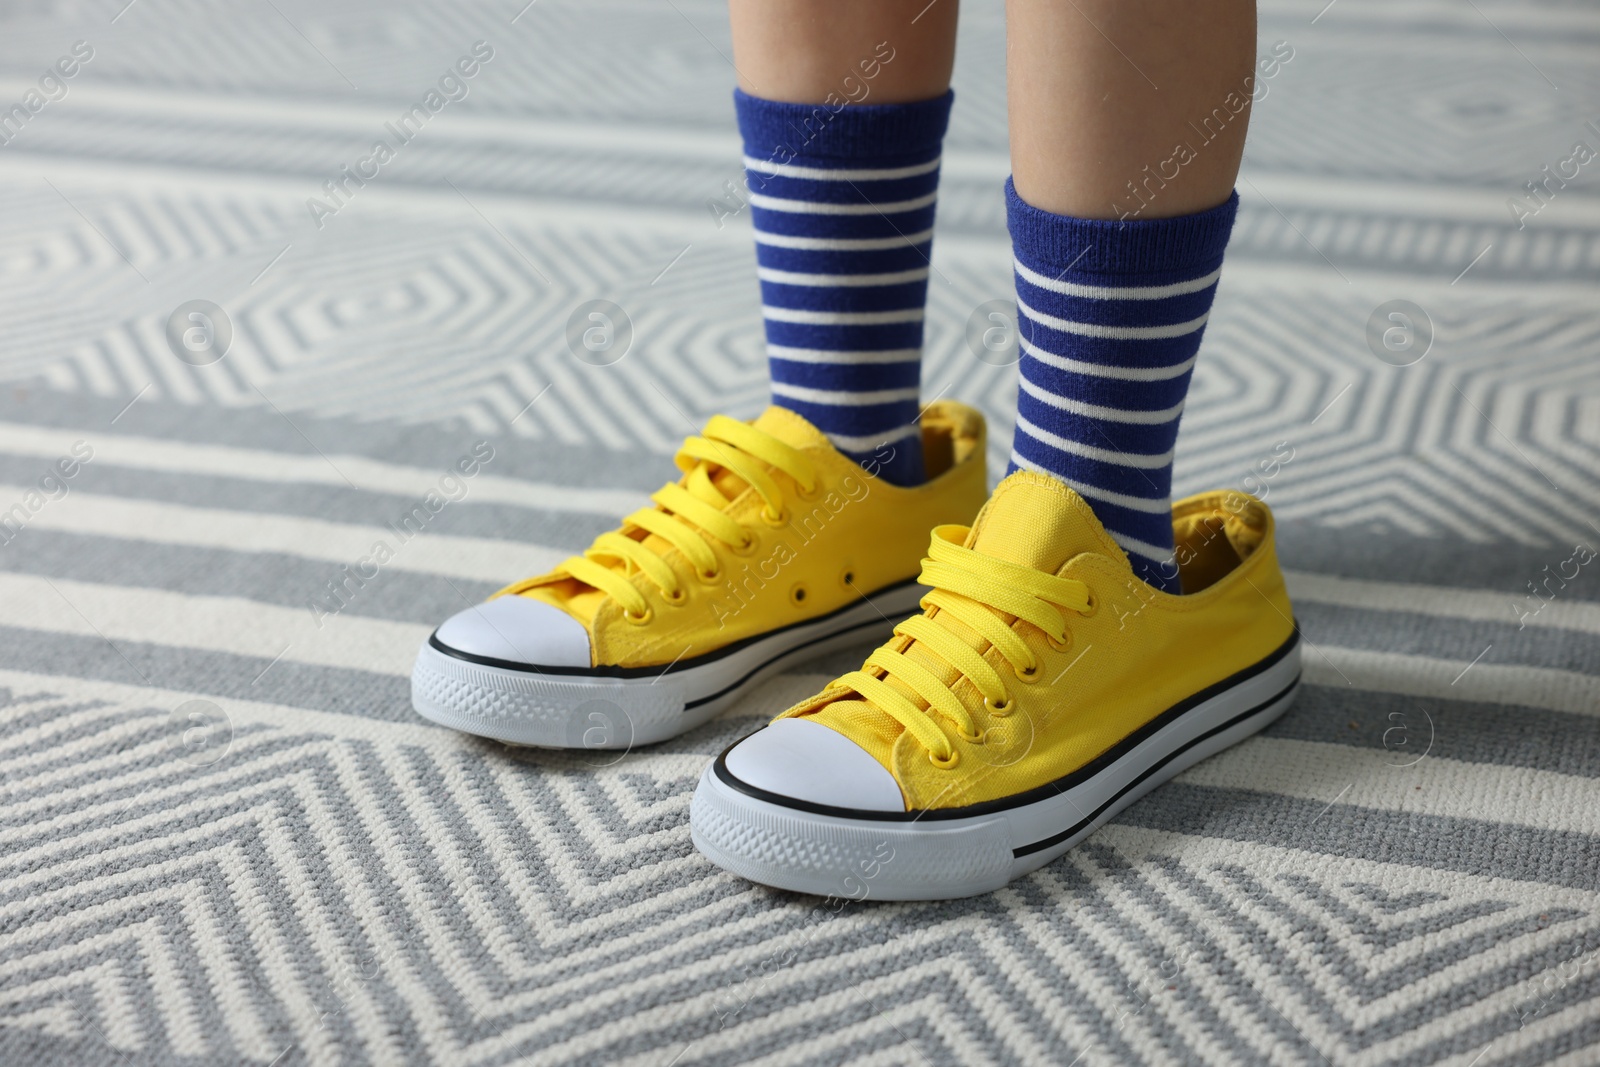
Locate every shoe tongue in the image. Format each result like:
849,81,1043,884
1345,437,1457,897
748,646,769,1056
967,470,1129,575
750,404,832,450
704,406,826,498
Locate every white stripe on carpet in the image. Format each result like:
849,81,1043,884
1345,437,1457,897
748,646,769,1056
0,484,564,583
1286,570,1600,635
0,423,647,516
0,573,426,676
1305,646,1600,718
1178,736,1600,837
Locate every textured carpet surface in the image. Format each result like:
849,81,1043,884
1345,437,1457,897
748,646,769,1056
1,1,1599,1064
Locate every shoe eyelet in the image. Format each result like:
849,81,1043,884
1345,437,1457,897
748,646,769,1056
1047,632,1071,653
1015,662,1041,684
839,566,856,590
928,748,960,769
1082,592,1099,618
956,725,986,744
730,531,759,557
795,479,820,502
660,586,687,607
984,694,1014,717
761,506,789,528
789,582,809,607
696,565,722,585
623,605,654,625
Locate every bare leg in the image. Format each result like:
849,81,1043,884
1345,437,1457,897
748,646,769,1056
1007,0,1256,218
729,0,959,105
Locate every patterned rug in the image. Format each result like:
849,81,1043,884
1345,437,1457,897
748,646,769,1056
2,0,1598,1063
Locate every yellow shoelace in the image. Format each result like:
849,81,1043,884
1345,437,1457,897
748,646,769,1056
500,416,817,620
833,525,1093,764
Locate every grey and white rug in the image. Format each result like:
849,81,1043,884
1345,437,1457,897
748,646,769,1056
1,0,1598,1063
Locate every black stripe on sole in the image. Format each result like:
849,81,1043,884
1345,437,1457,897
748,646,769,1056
713,625,1302,823
1011,674,1300,857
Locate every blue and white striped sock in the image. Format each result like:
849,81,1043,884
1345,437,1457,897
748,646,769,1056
1005,181,1239,592
735,89,953,487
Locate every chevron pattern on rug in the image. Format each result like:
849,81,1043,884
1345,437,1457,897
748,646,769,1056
0,0,1596,1064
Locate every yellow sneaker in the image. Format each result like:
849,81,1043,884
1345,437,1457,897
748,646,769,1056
692,470,1301,899
411,402,987,749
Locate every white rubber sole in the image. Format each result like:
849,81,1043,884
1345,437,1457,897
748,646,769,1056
691,633,1301,900
410,581,924,749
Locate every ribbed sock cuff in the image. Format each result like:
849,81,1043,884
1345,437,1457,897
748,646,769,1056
1005,178,1239,278
734,88,954,164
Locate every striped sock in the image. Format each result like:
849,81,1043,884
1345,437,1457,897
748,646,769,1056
735,89,953,487
1005,180,1240,592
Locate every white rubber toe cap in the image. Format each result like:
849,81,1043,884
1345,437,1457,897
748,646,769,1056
432,596,592,669
724,719,905,812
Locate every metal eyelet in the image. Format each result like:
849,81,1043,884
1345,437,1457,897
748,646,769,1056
794,479,820,501
984,694,1014,717
696,565,722,585
1015,662,1041,684
928,748,960,769
623,605,654,625
660,586,687,607
1047,632,1071,653
956,725,986,744
730,531,759,556
1082,592,1099,618
760,505,789,527
789,582,809,607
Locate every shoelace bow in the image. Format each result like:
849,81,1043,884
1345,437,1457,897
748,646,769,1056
500,416,817,619
833,524,1092,763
